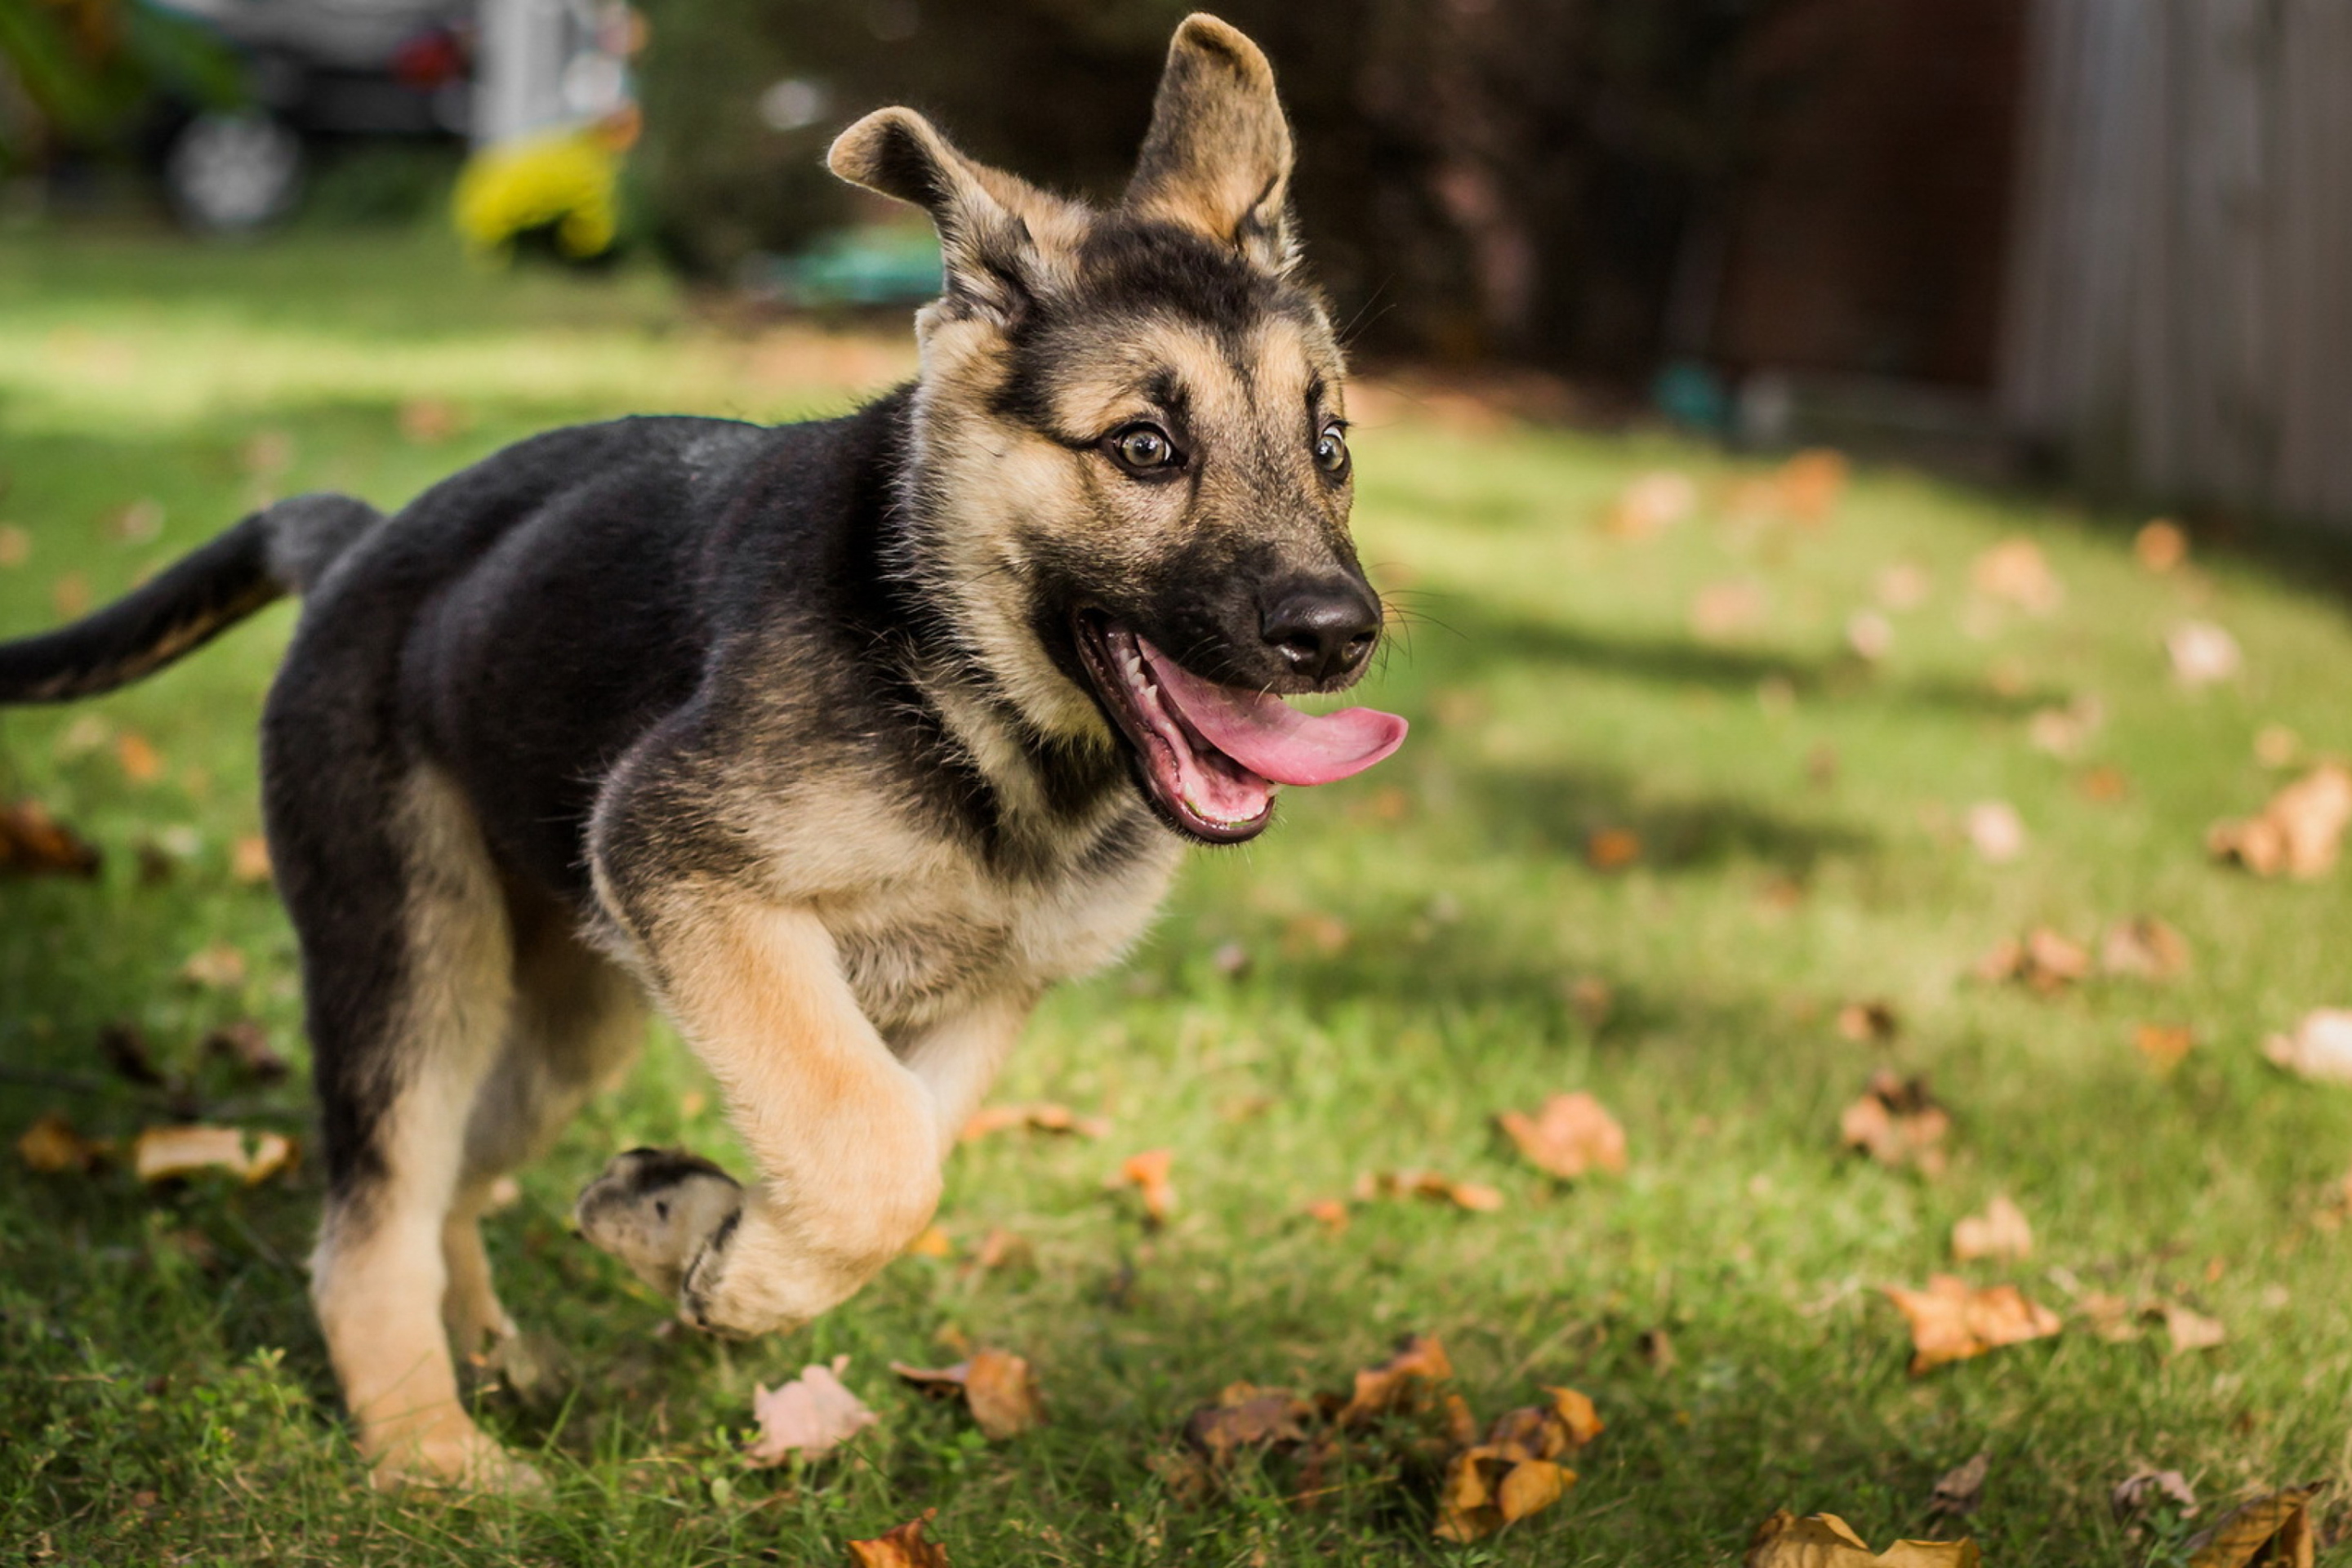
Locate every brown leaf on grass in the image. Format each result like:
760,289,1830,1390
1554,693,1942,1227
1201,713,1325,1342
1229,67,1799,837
2135,1024,2196,1076
1974,928,2091,995
398,398,466,445
177,944,247,990
1691,580,1768,642
2167,621,2243,688
2075,1292,2144,1343
52,572,90,618
1963,800,2027,862
1950,1196,2033,1263
1971,537,2063,614
1930,1452,1989,1518
1497,1091,1628,1179
229,835,273,885
2263,1009,2352,1085
17,1111,105,1174
1111,1147,1175,1225
891,1348,1044,1441
746,1356,877,1465
2026,696,2104,756
848,1509,950,1568
2113,1468,2199,1521
1480,1386,1604,1457
114,731,163,784
1352,1169,1505,1213
1565,975,1615,1031
1332,1334,1456,1428
1183,1382,1315,1468
1601,470,1698,538
2102,917,2191,979
1303,1197,1350,1235
0,523,29,567
1282,911,1351,958
2161,1301,2227,1356
1744,1511,1982,1567
1434,1449,1575,1543
2136,519,2189,572
202,1020,289,1082
1876,562,1932,611
2183,1486,2316,1568
131,1125,296,1184
967,1227,1031,1273
2208,764,2352,880
2256,724,2303,768
1882,1275,2060,1374
1840,1072,1952,1176
1584,826,1642,872
1637,1328,1677,1370
1777,448,1850,523
2079,764,2132,803
1845,610,1893,663
1837,1000,1901,1045
0,799,101,878
902,1225,952,1258
960,1102,1111,1142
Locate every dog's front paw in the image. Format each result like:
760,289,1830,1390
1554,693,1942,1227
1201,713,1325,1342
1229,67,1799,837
573,1147,745,1303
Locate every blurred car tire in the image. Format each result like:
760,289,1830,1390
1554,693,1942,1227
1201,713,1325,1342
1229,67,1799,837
165,112,305,232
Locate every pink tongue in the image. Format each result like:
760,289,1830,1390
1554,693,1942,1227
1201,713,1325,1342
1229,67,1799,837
1138,639,1408,786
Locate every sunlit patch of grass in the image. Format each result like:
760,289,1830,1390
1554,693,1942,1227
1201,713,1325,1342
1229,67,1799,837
2,226,2351,1565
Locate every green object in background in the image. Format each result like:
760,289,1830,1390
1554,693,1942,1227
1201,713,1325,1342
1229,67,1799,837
749,223,944,307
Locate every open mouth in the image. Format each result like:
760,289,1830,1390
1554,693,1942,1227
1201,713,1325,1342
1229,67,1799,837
1074,613,1408,844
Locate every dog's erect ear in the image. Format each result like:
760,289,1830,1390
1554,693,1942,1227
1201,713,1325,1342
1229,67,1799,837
828,107,1069,323
1123,14,1295,272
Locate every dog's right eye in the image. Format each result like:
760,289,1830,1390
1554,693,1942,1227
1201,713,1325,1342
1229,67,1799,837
1106,424,1181,476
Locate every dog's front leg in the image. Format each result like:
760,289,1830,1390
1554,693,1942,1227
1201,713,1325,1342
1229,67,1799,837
578,893,944,1337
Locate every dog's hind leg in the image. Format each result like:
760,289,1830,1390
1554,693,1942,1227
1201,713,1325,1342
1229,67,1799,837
273,751,537,1492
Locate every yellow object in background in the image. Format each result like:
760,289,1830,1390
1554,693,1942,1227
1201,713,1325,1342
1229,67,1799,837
452,127,621,261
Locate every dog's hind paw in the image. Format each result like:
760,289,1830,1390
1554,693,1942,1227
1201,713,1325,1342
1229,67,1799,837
572,1147,745,1303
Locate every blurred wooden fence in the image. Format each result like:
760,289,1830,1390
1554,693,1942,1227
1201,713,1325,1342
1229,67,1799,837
2002,0,2352,528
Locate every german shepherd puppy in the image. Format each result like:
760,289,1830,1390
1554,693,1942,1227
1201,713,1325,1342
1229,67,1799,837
0,14,1404,1489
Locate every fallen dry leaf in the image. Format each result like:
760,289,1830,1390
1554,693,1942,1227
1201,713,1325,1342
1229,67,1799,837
1950,1196,2033,1263
1744,1510,1982,1566
2027,694,2105,756
1282,911,1351,958
2161,1300,2227,1355
892,1348,1044,1441
967,1227,1031,1273
1601,470,1698,537
1837,1000,1900,1045
0,799,101,878
1497,1091,1628,1180
1929,1451,1989,1518
0,523,28,566
1481,1385,1604,1456
229,835,273,885
2136,519,2189,572
1777,448,1849,523
2113,1468,2199,1521
2167,621,2243,688
1434,1448,1575,1543
1840,1071,1952,1177
1637,1327,1677,1370
1846,610,1893,662
1584,826,1642,872
1183,1382,1315,1468
52,572,91,618
2102,917,2190,979
1971,537,2063,614
131,1125,296,1184
1964,800,2027,863
1112,1147,1175,1225
2256,724,2303,768
202,1020,289,1082
177,944,247,990
17,1111,105,1174
1882,1275,2060,1374
1975,928,2091,995
2263,1009,2352,1085
902,1225,953,1258
2075,1292,2144,1343
848,1508,950,1567
114,731,163,784
2208,763,2352,880
1303,1197,1350,1235
960,1102,1110,1142
2184,1486,2315,1568
1352,1169,1505,1213
746,1356,877,1465
398,398,466,444
2135,1023,2196,1075
1333,1334,1456,1428
1876,563,1933,611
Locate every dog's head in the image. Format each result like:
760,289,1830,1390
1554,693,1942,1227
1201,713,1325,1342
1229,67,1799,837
830,13,1402,845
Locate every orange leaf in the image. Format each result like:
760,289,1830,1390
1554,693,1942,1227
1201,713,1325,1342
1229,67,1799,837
1353,1169,1505,1212
1882,1275,2060,1374
229,835,274,885
1950,1196,2034,1263
2134,1023,2195,1075
960,1102,1110,1142
17,1111,105,1174
1497,1091,1628,1179
2184,1486,2314,1568
1111,1147,1175,1225
2208,764,2352,879
131,1125,296,1185
114,732,163,784
848,1508,951,1567
1182,1382,1314,1468
893,1349,1044,1440
1333,1333,1454,1428
0,799,100,878
178,943,247,990
1839,1071,1951,1176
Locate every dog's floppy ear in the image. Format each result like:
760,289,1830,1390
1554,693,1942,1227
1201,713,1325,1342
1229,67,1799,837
828,107,1067,323
1123,14,1295,272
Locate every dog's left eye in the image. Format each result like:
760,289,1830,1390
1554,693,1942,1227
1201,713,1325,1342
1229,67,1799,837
1313,425,1349,474
1107,424,1181,475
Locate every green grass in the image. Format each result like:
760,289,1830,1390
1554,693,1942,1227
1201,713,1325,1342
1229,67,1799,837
3,225,2351,1566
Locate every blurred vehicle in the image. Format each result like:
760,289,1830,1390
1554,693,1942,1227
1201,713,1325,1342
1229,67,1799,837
148,0,474,230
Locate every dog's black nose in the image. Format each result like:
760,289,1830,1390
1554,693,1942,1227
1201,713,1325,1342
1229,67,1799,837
1261,580,1380,683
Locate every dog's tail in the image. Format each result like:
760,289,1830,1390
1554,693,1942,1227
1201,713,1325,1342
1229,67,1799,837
0,492,382,705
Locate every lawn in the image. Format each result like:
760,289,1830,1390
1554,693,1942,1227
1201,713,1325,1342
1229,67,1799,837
2,225,2350,1566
